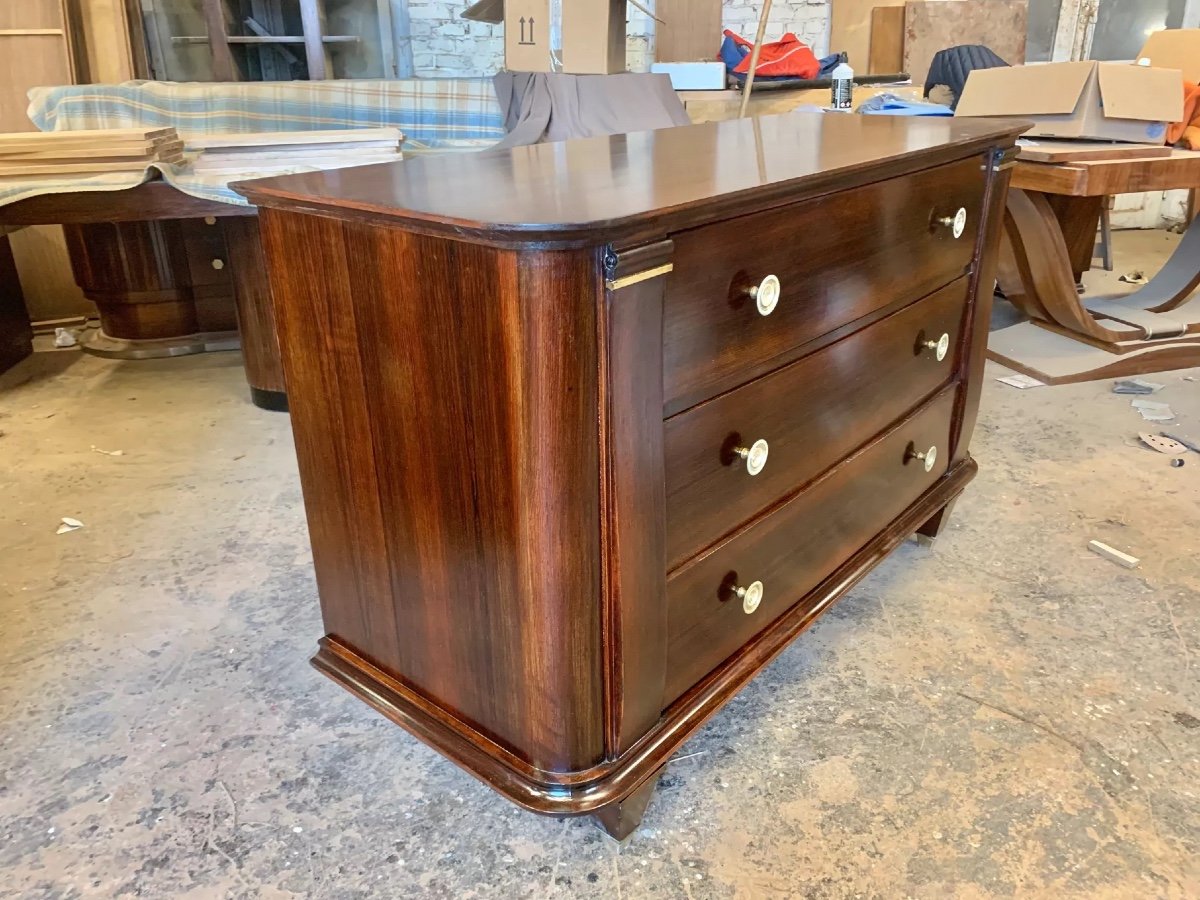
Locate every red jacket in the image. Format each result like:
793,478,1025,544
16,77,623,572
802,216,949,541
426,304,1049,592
725,29,821,80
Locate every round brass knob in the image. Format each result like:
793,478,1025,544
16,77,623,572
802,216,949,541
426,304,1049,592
734,580,764,614
907,444,938,473
211,258,226,271
747,274,781,316
936,208,967,239
921,333,950,362
734,438,769,476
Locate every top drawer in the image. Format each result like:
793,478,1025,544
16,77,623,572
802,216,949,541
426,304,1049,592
663,155,986,414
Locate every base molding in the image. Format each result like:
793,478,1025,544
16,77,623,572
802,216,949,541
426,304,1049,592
80,328,240,360
311,459,976,821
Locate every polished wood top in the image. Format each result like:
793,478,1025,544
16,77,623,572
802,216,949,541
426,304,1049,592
236,113,1026,245
1012,149,1200,197
0,180,253,227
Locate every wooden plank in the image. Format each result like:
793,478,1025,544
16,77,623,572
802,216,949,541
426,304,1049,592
192,155,400,175
988,319,1200,385
0,36,73,132
299,0,333,79
1019,142,1174,164
70,0,138,83
679,85,924,124
904,0,1027,87
0,159,178,176
831,0,906,72
0,1,66,31
655,0,722,63
0,127,174,144
186,128,402,150
201,140,399,157
8,226,90,320
1012,152,1200,197
0,142,183,161
201,0,237,81
868,6,904,75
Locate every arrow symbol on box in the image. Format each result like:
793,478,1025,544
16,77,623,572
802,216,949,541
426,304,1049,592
518,15,536,45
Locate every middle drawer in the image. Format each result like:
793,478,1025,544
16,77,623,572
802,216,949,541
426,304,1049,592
664,277,968,569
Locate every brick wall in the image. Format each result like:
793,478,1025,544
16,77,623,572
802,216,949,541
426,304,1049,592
406,1,831,77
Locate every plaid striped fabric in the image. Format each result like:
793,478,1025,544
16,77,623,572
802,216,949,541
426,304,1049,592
1,79,504,208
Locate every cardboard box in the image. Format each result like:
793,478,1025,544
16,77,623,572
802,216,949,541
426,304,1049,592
955,61,1184,145
493,0,625,74
1137,29,1200,84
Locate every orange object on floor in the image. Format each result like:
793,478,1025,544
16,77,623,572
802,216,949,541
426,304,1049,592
1168,81,1200,149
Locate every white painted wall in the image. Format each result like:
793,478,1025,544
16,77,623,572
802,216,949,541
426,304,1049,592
405,0,831,77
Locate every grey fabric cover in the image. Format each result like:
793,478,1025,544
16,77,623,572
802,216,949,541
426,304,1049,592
492,72,692,148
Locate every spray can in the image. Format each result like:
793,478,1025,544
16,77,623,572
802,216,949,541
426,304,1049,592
831,57,854,110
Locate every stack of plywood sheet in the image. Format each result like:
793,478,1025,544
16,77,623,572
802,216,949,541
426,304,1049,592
187,128,404,175
0,128,184,178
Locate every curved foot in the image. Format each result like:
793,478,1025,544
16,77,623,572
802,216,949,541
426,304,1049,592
592,772,661,841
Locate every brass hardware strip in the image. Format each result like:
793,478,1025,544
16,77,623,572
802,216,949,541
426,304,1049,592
605,263,673,291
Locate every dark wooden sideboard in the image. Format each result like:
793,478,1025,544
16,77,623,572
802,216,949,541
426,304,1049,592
237,112,1024,838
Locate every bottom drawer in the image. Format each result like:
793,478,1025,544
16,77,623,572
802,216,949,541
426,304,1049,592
664,386,958,704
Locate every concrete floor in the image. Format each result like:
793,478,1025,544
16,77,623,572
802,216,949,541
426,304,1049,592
1,231,1197,898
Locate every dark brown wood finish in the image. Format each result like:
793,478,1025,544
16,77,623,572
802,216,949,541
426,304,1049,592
666,387,958,702
222,217,288,410
664,278,967,568
0,181,253,226
238,113,1025,838
0,235,32,375
0,183,282,410
241,114,1026,246
1046,194,1103,282
62,220,203,341
662,156,984,412
600,241,672,755
259,207,607,773
592,771,662,842
949,148,1016,466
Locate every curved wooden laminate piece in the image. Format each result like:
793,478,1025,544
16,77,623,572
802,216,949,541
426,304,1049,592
1095,210,1200,314
1003,190,1131,344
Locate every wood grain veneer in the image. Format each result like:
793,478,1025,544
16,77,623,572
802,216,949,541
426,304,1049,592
237,112,1025,837
664,277,969,569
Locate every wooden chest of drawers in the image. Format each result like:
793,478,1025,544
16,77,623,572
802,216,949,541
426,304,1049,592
238,113,1023,839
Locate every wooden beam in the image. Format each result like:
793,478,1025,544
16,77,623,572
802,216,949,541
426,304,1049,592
201,0,237,81
299,0,333,79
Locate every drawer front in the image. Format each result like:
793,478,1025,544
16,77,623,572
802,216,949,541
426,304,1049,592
663,156,985,413
182,218,233,288
664,387,958,705
664,278,967,570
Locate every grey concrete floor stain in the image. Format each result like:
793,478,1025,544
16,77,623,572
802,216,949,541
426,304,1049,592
1,232,1197,898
